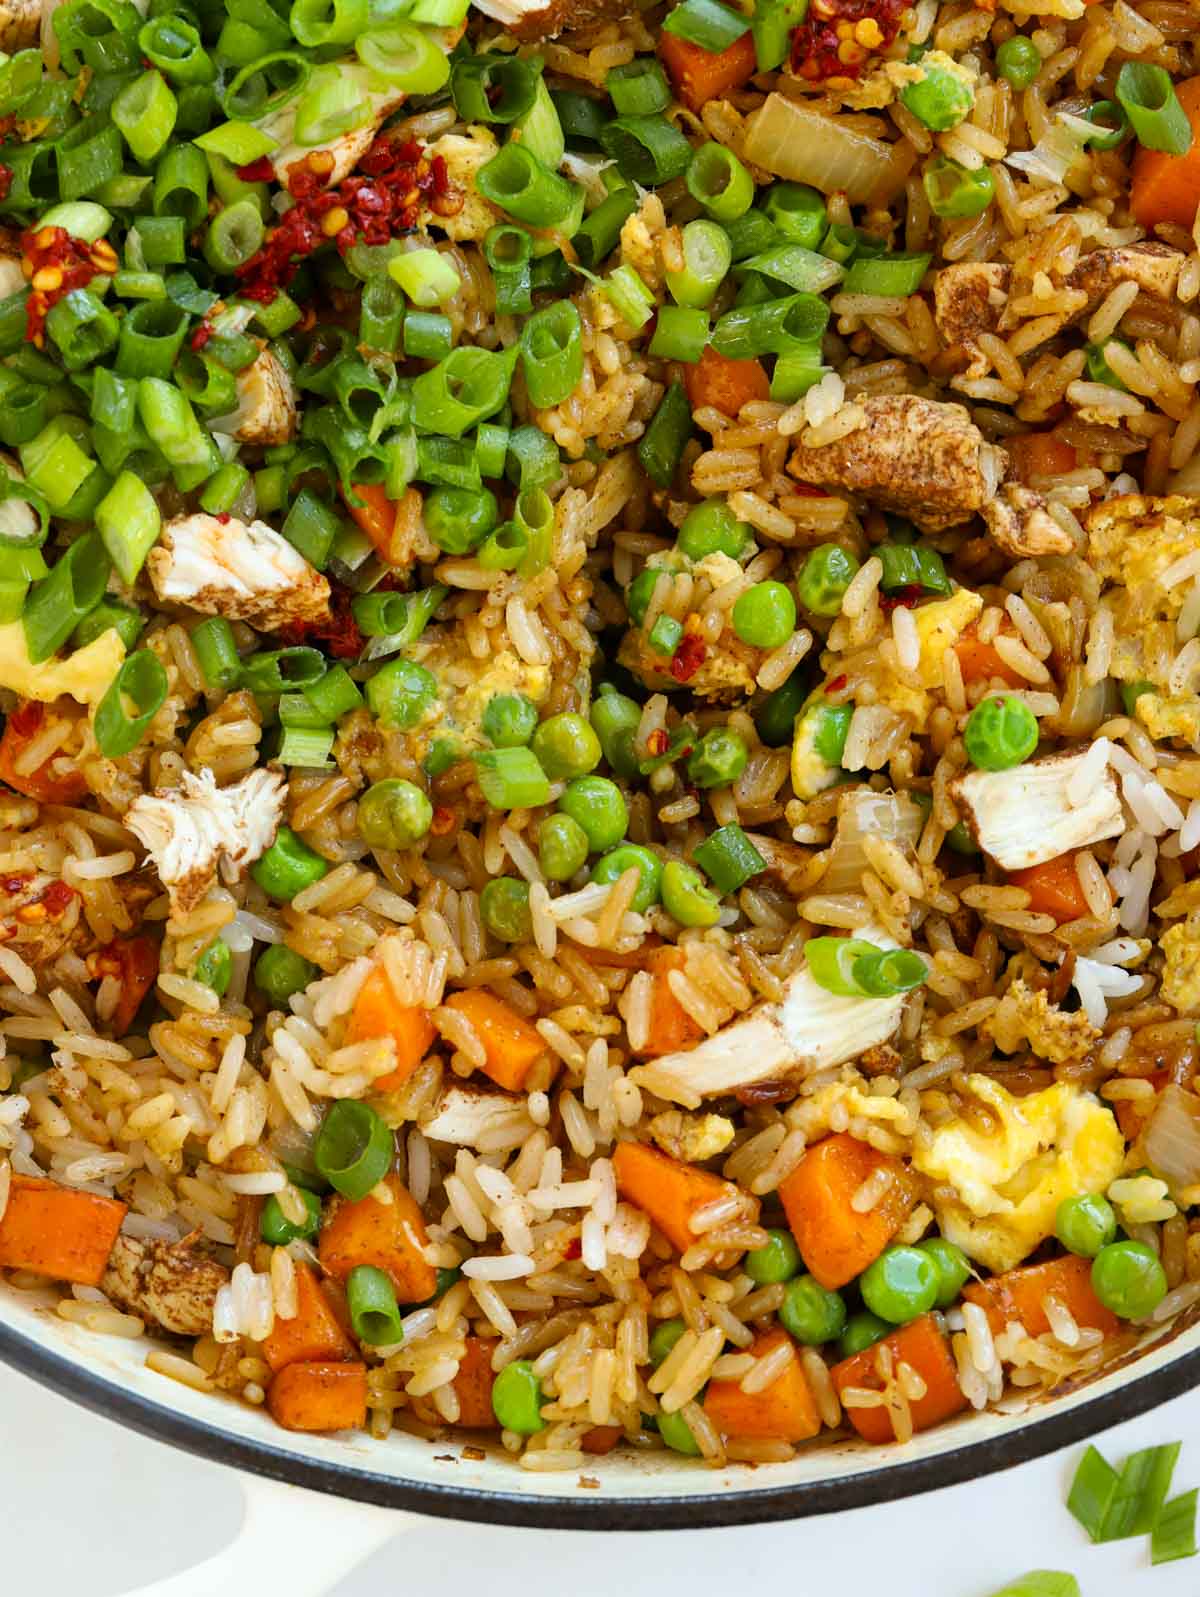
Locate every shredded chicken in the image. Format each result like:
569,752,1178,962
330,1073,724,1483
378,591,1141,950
230,348,297,447
471,0,635,41
147,513,331,630
1065,242,1184,307
983,481,1074,558
124,767,287,915
950,751,1125,871
419,1084,528,1147
100,1234,229,1335
933,262,1009,374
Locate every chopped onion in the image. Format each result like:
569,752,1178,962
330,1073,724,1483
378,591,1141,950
742,94,892,204
821,788,926,893
1145,1083,1200,1192
1005,112,1093,187
0,495,39,545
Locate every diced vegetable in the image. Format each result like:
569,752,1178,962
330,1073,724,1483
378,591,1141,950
318,1174,438,1304
778,1133,912,1290
1131,76,1200,226
635,945,705,1059
262,1260,355,1372
830,1313,966,1443
267,1360,368,1432
658,30,757,115
743,94,892,203
0,1175,126,1286
1008,852,1088,923
442,989,547,1092
703,1327,822,1441
344,964,436,1091
612,1139,755,1252
682,343,770,417
1144,1082,1200,1192
954,625,1027,687
451,1335,500,1428
104,934,160,1037
963,1254,1119,1337
1006,432,1077,484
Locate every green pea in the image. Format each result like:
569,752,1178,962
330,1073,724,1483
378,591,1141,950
530,711,601,780
656,1406,702,1456
677,499,752,561
797,544,860,618
995,34,1041,90
649,1316,686,1367
626,567,662,626
944,820,979,855
1056,1192,1118,1259
1091,1240,1168,1320
1085,337,1130,391
491,1359,546,1433
261,1186,321,1246
839,1311,890,1359
917,1237,972,1308
480,876,533,943
732,580,796,648
365,658,438,730
963,694,1039,771
482,692,539,748
860,1245,939,1325
900,62,974,131
590,843,662,911
254,943,317,1005
423,485,499,554
755,665,808,748
558,775,628,851
744,1228,802,1285
251,825,328,902
687,726,748,789
779,1274,847,1345
193,937,231,997
661,859,721,927
538,812,590,881
590,685,641,778
357,778,433,849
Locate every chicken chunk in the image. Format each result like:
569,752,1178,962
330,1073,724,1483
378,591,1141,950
419,1084,532,1147
1065,242,1184,308
933,262,1010,372
147,513,330,631
100,1234,229,1336
471,0,635,41
629,925,910,1107
950,750,1124,872
786,395,1006,533
744,834,813,896
1086,495,1200,621
257,59,406,189
124,767,287,915
231,348,297,448
0,0,39,53
983,481,1074,558
419,131,503,244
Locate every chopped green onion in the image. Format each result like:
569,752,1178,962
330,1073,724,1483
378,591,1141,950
607,58,671,117
662,0,750,51
39,199,111,241
476,144,579,229
599,114,692,187
72,599,144,651
552,88,611,146
304,664,363,721
520,300,583,409
45,289,119,372
484,225,534,317
199,461,251,516
138,14,215,84
95,470,161,583
742,242,845,294
313,1099,392,1201
1081,98,1131,151
573,187,638,270
843,251,931,296
241,647,326,695
347,1263,404,1345
686,142,755,222
278,726,335,767
514,76,565,170
293,63,371,146
604,262,656,330
648,305,709,363
204,197,265,272
451,53,543,124
191,616,241,695
473,746,551,809
1152,1489,1198,1565
770,344,828,402
94,648,169,757
692,824,765,894
115,299,190,380
983,1578,1079,1597
22,533,109,663
112,68,177,162
1067,1445,1122,1543
194,120,278,164
665,218,732,309
751,0,809,71
351,583,447,644
355,23,451,94
712,292,830,359
478,521,527,570
637,381,693,489
1101,1444,1182,1540
387,247,461,308
1115,61,1193,154
411,346,516,436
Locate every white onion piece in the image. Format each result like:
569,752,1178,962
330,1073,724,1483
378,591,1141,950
821,788,926,893
0,495,38,545
742,94,892,203
1144,1083,1200,1192
1006,113,1092,187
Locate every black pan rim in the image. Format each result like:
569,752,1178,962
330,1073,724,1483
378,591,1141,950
3,1317,1199,1530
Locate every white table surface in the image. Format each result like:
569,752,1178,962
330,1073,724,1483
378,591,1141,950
2,1357,1198,1597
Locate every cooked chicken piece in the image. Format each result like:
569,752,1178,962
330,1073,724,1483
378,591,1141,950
419,1084,532,1147
471,0,635,41
1086,495,1200,621
950,750,1124,872
259,60,406,189
147,513,330,630
124,767,287,915
230,348,297,447
100,1234,228,1336
648,1110,735,1162
745,834,813,896
1065,242,1184,307
419,130,503,245
983,481,1073,558
629,925,911,1107
787,395,1005,534
0,0,39,52
933,262,1010,373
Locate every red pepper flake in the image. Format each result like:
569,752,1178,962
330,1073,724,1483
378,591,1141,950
40,879,77,919
278,584,365,660
9,701,43,739
429,805,457,837
20,226,107,346
214,512,232,525
670,633,707,682
789,481,829,498
563,1237,583,1261
647,729,670,757
789,0,906,81
237,156,276,183
826,673,848,694
879,584,922,611
0,165,11,203
190,322,213,351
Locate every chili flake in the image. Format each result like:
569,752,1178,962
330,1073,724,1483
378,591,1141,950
20,226,118,346
278,584,365,660
789,0,906,81
670,633,708,682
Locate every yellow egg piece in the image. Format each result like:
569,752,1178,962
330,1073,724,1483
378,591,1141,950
0,621,125,707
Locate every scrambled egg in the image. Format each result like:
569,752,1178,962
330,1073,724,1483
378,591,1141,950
420,129,502,244
407,641,550,766
1135,692,1200,749
877,587,983,728
0,621,124,706
790,699,845,801
1160,914,1200,1013
912,1074,1125,1273
982,978,1099,1065
648,1110,735,1163
1086,495,1200,620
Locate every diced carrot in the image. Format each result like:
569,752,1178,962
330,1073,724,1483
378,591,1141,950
963,1254,1119,1338
683,343,770,419
1005,432,1078,485
101,935,161,1038
0,700,88,805
450,1336,499,1428
0,1175,125,1286
318,1173,438,1304
612,1140,756,1254
635,946,704,1060
704,1328,822,1442
581,1425,624,1454
262,1261,356,1373
831,1314,966,1444
659,30,757,113
267,1361,367,1433
954,625,1026,688
442,989,547,1093
344,964,436,1092
1008,852,1088,925
342,481,395,551
778,1133,912,1291
1131,77,1200,229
